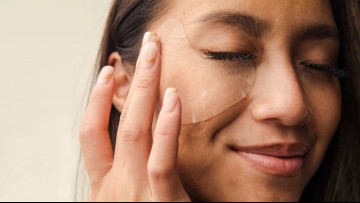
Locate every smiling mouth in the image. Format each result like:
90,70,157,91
229,143,309,177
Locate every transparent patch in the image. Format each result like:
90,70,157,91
157,19,256,124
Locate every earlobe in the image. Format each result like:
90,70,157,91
108,52,131,112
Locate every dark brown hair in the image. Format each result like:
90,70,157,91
94,0,167,148
301,0,360,201
93,0,360,201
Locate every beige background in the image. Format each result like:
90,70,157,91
0,0,112,201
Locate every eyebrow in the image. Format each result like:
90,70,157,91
194,11,272,38
300,24,339,42
194,11,339,42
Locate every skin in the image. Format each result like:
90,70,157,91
79,0,342,201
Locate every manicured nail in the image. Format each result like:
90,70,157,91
163,88,178,112
142,42,157,67
142,32,157,45
97,66,114,85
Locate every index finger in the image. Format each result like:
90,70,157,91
114,33,160,175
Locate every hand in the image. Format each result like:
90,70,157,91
79,33,190,201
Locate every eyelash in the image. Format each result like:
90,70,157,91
300,61,349,79
203,51,256,61
203,51,349,79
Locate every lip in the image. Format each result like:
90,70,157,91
230,143,309,177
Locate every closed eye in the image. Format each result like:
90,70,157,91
202,51,257,61
202,52,349,79
300,61,349,79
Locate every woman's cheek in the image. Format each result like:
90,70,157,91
303,77,341,179
308,77,341,140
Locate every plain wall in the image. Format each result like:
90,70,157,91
0,0,112,201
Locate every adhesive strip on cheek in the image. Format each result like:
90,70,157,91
157,19,256,124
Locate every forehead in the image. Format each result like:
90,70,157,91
167,0,335,28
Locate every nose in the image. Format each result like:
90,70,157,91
250,60,311,127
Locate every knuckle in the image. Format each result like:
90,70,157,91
120,122,148,143
147,165,172,181
91,90,102,100
154,125,174,138
90,87,106,101
135,72,155,90
79,125,97,144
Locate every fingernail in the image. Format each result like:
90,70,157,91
97,66,114,85
163,88,178,112
142,32,157,45
142,42,157,68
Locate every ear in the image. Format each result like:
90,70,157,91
108,52,131,112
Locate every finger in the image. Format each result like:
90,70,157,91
79,66,115,185
118,32,159,123
114,33,160,177
148,88,188,201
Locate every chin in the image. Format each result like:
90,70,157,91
186,184,302,202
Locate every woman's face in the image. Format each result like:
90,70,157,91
149,0,341,201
